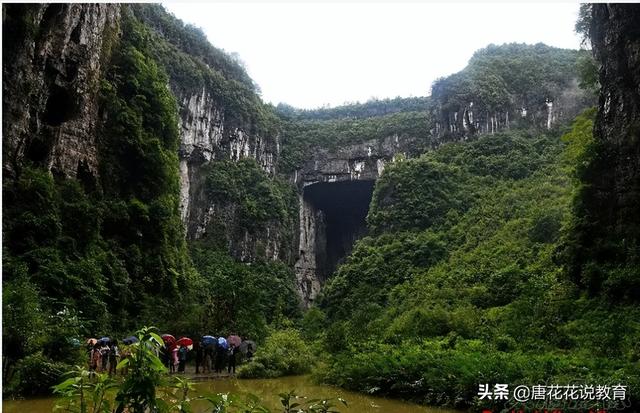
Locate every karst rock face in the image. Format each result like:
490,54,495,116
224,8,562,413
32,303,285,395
591,4,640,235
3,3,120,181
175,87,278,236
2,3,600,306
574,5,640,278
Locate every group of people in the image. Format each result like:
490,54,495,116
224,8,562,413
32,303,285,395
88,339,124,375
87,334,255,376
191,339,246,375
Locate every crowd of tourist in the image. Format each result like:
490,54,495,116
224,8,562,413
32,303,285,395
86,334,256,376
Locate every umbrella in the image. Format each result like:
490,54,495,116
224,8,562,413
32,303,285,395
217,336,228,350
122,336,139,345
239,340,257,355
86,338,98,346
176,337,193,350
161,334,176,346
227,335,241,347
98,337,111,345
201,335,216,346
68,338,81,348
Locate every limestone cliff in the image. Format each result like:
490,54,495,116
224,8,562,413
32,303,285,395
2,4,599,307
431,43,595,138
3,3,120,180
568,4,640,296
292,134,419,304
128,4,287,264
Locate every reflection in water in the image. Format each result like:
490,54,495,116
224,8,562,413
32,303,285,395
3,375,459,413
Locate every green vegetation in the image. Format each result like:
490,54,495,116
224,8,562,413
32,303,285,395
2,6,296,397
130,4,280,140
315,121,639,410
98,9,192,308
238,329,315,379
276,96,431,120
188,246,300,340
431,43,586,134
3,4,637,411
278,111,432,173
203,159,298,235
2,8,193,393
432,43,580,109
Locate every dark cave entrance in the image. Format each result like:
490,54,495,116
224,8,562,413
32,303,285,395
304,179,375,280
43,84,78,126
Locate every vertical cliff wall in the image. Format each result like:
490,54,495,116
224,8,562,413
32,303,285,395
3,3,120,180
590,4,640,237
568,4,640,297
291,134,418,305
127,5,292,265
2,3,197,328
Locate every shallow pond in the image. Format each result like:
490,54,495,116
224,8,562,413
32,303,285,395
3,375,459,413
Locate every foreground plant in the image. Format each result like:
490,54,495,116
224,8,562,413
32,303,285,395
53,366,118,413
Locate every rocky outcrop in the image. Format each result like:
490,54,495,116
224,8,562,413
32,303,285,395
175,87,279,233
430,44,595,139
574,4,640,287
2,4,120,181
294,195,324,304
295,134,416,186
292,135,414,305
433,80,591,138
171,85,287,267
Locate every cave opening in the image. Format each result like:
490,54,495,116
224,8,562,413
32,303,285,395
303,179,375,280
43,84,77,126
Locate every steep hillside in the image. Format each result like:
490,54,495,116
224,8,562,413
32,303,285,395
310,7,639,412
563,4,640,299
431,43,594,136
3,3,623,405
2,4,300,394
315,114,639,411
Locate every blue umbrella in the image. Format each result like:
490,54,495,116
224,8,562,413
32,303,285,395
98,337,111,345
122,336,138,345
201,335,216,346
218,336,228,350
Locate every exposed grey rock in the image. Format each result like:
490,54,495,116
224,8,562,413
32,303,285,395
3,3,121,180
574,4,640,274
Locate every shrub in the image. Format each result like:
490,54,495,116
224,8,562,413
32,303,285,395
13,353,67,396
237,329,314,378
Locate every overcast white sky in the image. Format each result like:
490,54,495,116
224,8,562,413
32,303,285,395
163,2,582,109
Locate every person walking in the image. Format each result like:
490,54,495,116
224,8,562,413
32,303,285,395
227,345,237,374
108,340,119,375
90,343,101,373
171,346,178,373
178,345,188,373
214,341,224,374
100,343,109,372
203,344,213,374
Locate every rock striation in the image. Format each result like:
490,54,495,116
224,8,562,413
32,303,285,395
3,3,120,181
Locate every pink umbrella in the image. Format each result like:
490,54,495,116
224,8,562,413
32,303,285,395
227,335,241,347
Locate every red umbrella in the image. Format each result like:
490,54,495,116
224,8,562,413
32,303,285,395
227,335,241,347
161,334,176,346
176,337,193,348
